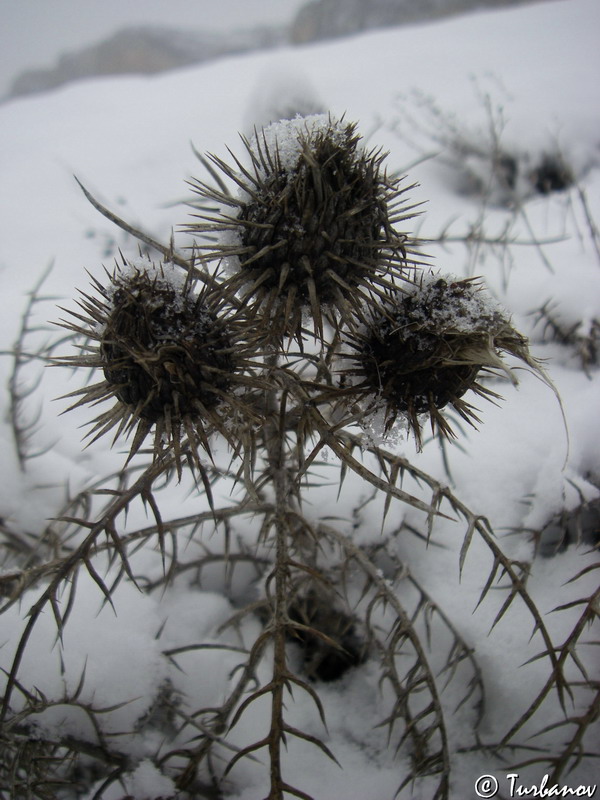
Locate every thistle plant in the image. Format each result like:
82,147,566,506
57,258,263,480
1,113,597,800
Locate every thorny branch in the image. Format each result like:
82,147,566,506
1,109,598,799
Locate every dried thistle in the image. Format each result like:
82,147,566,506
56,255,259,474
341,273,541,445
187,114,420,341
8,100,586,800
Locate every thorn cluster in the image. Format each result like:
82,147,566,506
56,256,254,473
343,274,537,444
187,114,420,341
57,117,546,465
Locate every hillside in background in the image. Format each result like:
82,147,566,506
6,0,559,100
290,0,558,42
6,24,285,100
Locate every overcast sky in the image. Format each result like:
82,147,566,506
0,0,307,97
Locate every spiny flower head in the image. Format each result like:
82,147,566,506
342,273,540,445
187,114,420,342
57,255,255,474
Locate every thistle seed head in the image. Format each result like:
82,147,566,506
56,256,251,473
342,274,538,445
187,114,419,341
100,268,232,420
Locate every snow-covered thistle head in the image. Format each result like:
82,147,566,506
188,114,418,341
57,256,255,474
342,274,540,445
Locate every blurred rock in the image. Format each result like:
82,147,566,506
290,0,560,44
7,24,285,99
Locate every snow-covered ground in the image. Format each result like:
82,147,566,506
0,0,598,798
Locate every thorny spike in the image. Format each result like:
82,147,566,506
186,114,420,344
53,254,261,475
341,272,550,445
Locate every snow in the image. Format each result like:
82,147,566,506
387,271,510,334
0,0,599,797
108,256,191,296
1,568,167,740
85,759,177,799
248,112,347,173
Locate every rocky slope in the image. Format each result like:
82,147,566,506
7,24,284,100
290,0,560,42
7,0,558,100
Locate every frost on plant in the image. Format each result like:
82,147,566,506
0,113,598,800
342,273,540,445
